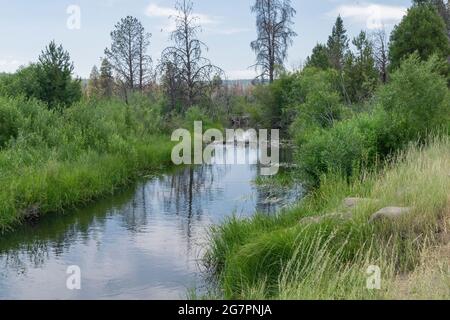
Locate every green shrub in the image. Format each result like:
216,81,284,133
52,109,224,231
376,54,450,153
297,112,383,187
0,95,171,231
0,102,20,148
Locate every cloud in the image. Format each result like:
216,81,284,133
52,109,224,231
0,58,21,72
145,3,217,32
331,3,407,30
145,3,250,35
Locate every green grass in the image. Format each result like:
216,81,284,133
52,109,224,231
205,136,450,299
0,96,174,232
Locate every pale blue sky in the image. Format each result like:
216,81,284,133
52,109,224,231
0,0,411,79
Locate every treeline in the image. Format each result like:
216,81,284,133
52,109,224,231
256,1,450,187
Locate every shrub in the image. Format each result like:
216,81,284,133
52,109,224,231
297,112,384,187
376,54,450,153
0,102,20,148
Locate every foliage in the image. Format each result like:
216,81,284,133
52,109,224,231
36,41,82,108
0,95,171,231
0,42,82,108
375,54,449,153
105,16,152,94
389,4,450,70
305,44,331,70
343,31,379,103
327,15,349,70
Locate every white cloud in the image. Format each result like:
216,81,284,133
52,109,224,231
331,3,407,30
0,58,21,73
145,3,250,35
145,3,217,32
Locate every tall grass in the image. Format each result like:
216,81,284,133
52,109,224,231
0,96,173,232
206,136,450,299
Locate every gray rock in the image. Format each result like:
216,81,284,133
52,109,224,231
369,207,412,223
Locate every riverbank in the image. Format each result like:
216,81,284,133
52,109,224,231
0,96,174,233
206,136,450,299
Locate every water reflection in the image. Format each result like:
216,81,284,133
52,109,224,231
0,144,302,299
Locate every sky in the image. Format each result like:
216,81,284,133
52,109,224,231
0,0,411,79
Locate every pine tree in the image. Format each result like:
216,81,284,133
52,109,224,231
99,58,114,98
389,4,450,70
305,44,331,70
327,16,349,70
87,65,100,98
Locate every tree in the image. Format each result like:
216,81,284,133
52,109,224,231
99,58,114,98
372,28,389,83
159,54,183,113
343,31,379,103
36,41,82,108
389,5,450,70
87,65,100,98
105,16,152,99
413,0,450,34
250,0,297,83
305,44,331,70
327,16,349,71
159,0,223,111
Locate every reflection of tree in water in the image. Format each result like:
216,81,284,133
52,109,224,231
0,189,136,273
153,165,229,249
0,144,302,282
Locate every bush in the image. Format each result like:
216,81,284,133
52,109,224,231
0,95,170,231
295,55,450,188
376,54,450,152
0,102,20,148
297,111,384,187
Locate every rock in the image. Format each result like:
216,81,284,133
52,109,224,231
369,207,412,223
300,212,352,225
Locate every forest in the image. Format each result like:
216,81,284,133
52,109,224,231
0,0,450,300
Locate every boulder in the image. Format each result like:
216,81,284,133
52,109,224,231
369,207,412,223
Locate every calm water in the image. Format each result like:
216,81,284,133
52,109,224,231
0,144,301,299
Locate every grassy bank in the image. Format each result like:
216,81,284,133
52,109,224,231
206,136,450,299
0,96,174,232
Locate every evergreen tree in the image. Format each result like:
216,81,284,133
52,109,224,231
36,41,82,108
327,16,349,70
99,58,114,98
305,44,331,70
389,4,450,70
344,31,379,103
87,65,100,98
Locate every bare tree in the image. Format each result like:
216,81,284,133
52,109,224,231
105,16,152,100
372,28,389,83
159,52,183,113
250,0,297,83
160,0,223,111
